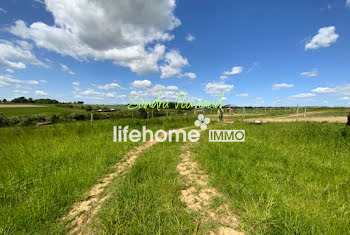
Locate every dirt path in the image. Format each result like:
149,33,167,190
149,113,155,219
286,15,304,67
64,127,191,234
245,111,347,123
177,141,244,235
64,140,159,234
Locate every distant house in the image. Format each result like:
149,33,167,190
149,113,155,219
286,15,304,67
97,109,103,112
110,107,116,111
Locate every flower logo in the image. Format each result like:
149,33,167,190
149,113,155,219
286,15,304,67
194,114,210,130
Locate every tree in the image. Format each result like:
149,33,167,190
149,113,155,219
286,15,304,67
28,98,34,103
2,99,7,103
139,108,148,119
11,97,28,103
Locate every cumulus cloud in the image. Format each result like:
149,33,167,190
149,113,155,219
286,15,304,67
60,64,75,75
224,66,243,75
186,34,195,42
131,80,152,89
72,81,80,86
7,0,184,75
205,82,234,96
131,83,182,100
159,50,195,78
96,83,120,90
272,83,294,90
289,93,315,99
35,90,48,96
6,68,14,73
312,84,350,96
0,39,47,71
220,75,227,80
236,93,249,97
300,69,319,77
305,26,339,50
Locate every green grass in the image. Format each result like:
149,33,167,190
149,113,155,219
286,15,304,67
95,140,199,234
0,116,195,234
0,105,85,117
192,122,350,234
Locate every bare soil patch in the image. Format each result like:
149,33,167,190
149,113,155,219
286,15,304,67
247,116,346,123
177,142,244,235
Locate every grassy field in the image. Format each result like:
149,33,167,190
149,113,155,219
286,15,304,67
0,116,195,234
1,109,350,234
0,105,85,117
192,122,350,234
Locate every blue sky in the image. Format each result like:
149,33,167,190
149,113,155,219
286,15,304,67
0,0,350,106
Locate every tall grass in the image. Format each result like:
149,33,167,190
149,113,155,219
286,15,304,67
0,116,195,234
192,122,350,234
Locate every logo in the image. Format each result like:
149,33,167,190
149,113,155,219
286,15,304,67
209,130,245,142
194,114,210,130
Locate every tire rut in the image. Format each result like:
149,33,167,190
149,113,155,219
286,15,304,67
177,142,244,235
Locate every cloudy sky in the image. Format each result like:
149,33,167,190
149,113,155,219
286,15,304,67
0,0,350,106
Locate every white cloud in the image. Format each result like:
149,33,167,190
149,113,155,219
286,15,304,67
223,66,243,75
13,89,30,95
0,39,47,71
35,90,48,96
8,0,182,75
96,83,120,90
60,64,75,75
272,83,294,90
236,94,248,97
40,80,47,83
6,68,14,73
205,82,234,96
300,69,319,77
72,81,80,86
160,50,194,78
185,34,195,42
346,0,350,7
76,88,120,99
0,8,6,14
131,83,182,100
131,80,152,89
290,93,316,99
340,97,349,101
0,75,40,87
220,75,227,80
305,26,339,50
312,84,350,96
183,72,196,79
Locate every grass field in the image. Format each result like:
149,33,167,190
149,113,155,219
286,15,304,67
0,105,85,117
1,110,350,234
193,122,350,234
0,116,196,234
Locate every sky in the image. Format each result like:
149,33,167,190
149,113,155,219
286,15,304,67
0,0,350,106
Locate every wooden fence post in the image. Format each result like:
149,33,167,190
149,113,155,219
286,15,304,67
242,107,245,121
296,105,299,121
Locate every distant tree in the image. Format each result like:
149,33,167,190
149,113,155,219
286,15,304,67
85,105,93,112
2,99,7,103
28,98,34,103
11,97,28,103
77,101,84,104
139,107,148,119
34,99,59,104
